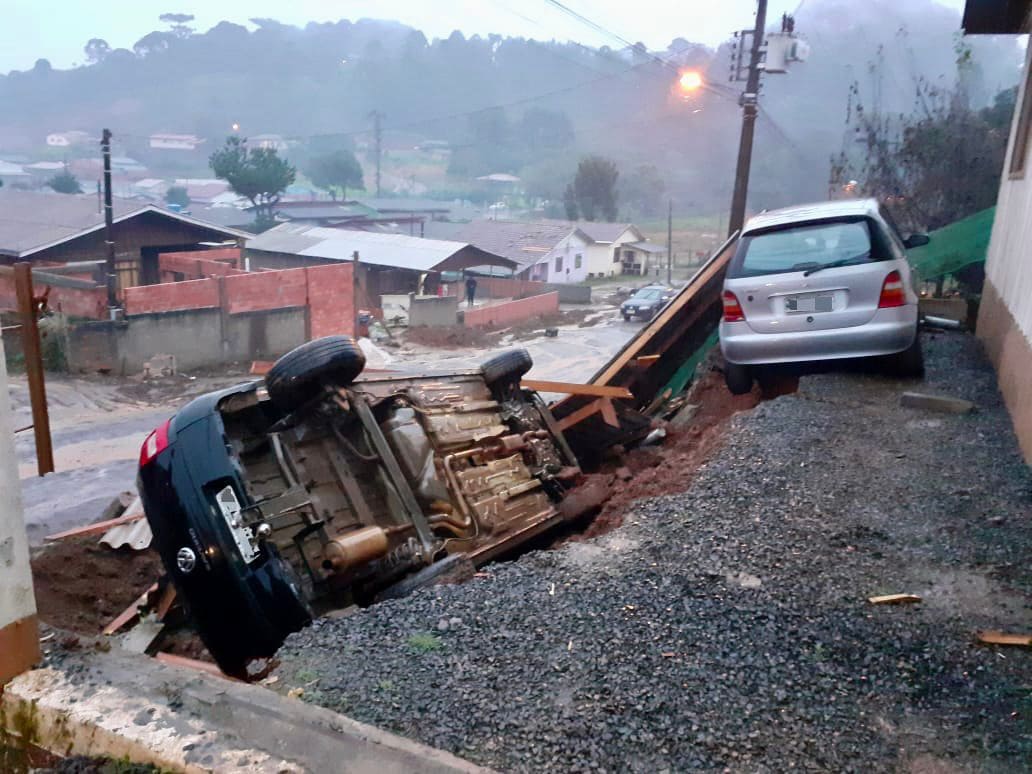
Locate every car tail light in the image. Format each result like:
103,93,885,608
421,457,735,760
878,270,906,308
140,419,171,466
722,290,746,322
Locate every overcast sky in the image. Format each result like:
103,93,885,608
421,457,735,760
3,0,969,74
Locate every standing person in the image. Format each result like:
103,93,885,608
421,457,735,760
465,274,478,308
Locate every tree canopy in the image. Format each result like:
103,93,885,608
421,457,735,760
47,169,82,194
209,136,295,225
164,185,189,208
569,155,619,222
305,149,364,199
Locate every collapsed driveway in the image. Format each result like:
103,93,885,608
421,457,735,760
276,332,1031,772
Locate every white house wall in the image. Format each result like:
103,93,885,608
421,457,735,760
978,40,1032,463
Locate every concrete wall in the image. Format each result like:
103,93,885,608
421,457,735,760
977,44,1032,463
68,307,308,373
464,291,560,328
0,334,40,683
409,295,458,327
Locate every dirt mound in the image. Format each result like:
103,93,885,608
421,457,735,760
31,537,163,634
576,367,762,540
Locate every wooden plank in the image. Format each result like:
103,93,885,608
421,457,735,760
521,379,633,399
592,235,737,386
599,398,619,428
976,630,1032,647
45,512,145,542
634,355,661,366
556,399,604,432
102,583,158,636
154,652,238,680
867,593,922,605
155,585,178,621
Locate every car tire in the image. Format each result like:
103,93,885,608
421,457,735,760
724,362,754,395
266,336,365,410
622,314,631,322
888,331,925,378
481,348,533,389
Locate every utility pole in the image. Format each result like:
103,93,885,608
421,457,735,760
727,0,768,237
101,129,118,313
666,199,673,285
369,111,383,197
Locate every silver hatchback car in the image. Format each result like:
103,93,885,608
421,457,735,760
719,199,928,394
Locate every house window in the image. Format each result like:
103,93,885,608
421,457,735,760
575,253,583,269
555,256,563,272
1010,61,1032,178
623,249,635,261
613,248,620,263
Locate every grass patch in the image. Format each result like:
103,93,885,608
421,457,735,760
406,632,443,653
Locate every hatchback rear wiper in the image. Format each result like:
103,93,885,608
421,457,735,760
803,254,869,277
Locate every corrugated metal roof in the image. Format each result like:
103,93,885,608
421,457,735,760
246,222,516,271
422,220,574,267
0,189,251,257
743,198,879,234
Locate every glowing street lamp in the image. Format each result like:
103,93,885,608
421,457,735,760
231,122,240,132
678,70,703,93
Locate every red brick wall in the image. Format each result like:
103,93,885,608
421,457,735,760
121,263,354,336
0,275,108,320
442,276,548,300
305,263,354,338
224,268,308,314
124,278,220,315
159,248,243,281
464,291,559,328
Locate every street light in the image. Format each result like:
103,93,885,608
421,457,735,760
231,122,240,132
678,70,703,94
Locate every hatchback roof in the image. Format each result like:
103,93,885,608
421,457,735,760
743,198,879,235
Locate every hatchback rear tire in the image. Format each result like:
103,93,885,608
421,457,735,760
888,332,924,378
266,336,366,410
724,362,754,395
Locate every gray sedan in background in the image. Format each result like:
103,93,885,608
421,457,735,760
719,199,928,394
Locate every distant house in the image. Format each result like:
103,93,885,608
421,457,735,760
575,222,655,279
421,219,662,284
245,222,516,298
0,189,250,289
0,161,30,186
423,220,578,280
172,178,231,205
149,134,204,151
251,134,288,152
45,130,90,147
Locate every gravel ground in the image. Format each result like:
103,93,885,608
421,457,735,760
276,331,1031,772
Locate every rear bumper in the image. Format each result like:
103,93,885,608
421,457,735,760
720,304,918,365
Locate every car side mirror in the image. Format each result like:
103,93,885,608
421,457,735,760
904,233,930,249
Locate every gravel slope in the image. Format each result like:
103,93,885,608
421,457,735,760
276,332,1031,772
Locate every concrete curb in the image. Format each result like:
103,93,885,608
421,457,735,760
2,647,491,773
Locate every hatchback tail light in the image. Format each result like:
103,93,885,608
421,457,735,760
140,419,171,466
878,270,906,308
722,290,746,322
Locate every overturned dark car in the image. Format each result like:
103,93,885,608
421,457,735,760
138,337,582,675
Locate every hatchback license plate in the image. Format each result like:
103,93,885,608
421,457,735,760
786,294,833,313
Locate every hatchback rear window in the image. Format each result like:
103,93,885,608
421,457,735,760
729,217,882,278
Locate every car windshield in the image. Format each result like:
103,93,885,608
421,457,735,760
631,289,663,301
729,218,874,278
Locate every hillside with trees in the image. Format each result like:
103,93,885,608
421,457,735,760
0,0,1022,216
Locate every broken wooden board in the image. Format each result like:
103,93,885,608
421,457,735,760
868,593,922,605
154,652,237,680
976,630,1032,647
45,511,145,542
103,583,159,636
520,379,633,399
550,234,737,460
